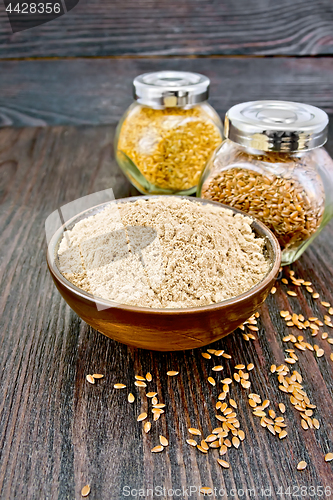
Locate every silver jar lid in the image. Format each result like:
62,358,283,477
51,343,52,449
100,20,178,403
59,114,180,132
133,71,210,108
225,100,329,152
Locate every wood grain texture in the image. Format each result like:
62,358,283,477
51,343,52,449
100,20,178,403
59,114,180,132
1,57,333,128
1,124,333,499
0,0,333,58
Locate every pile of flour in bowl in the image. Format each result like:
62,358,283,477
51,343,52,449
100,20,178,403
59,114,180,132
57,197,270,308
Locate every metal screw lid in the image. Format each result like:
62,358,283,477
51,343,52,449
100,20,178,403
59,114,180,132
225,100,329,152
133,71,210,108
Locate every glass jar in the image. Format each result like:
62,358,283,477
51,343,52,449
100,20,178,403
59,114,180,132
115,71,223,195
198,100,333,265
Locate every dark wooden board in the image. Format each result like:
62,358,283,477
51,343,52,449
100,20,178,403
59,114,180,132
1,0,333,58
1,56,333,128
1,124,333,499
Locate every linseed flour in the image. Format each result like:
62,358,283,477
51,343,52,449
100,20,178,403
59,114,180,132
57,198,270,308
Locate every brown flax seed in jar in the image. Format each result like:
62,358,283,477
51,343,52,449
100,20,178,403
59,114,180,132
198,101,333,265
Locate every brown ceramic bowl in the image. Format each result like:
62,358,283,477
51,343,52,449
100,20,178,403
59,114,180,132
47,196,281,351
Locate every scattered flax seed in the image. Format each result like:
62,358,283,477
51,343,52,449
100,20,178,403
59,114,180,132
217,459,230,469
128,393,135,403
297,461,307,471
331,354,333,361
206,434,218,443
159,435,169,447
153,403,166,409
282,279,288,284
279,430,287,439
153,413,161,422
197,445,208,454
202,353,211,360
271,287,277,295
146,373,152,382
167,371,179,376
301,419,309,430
235,364,245,370
135,381,147,388
270,365,277,373
151,445,164,453
200,487,213,495
200,440,209,451
329,307,333,315
238,430,245,441
247,334,257,340
234,373,241,383
215,350,224,356
114,383,126,389
222,353,232,359
208,377,216,386
312,293,320,299
212,365,223,371
229,399,237,409
232,436,240,448
321,301,330,307
152,408,164,415
322,333,328,340
135,375,146,381
241,380,251,389
137,412,147,422
187,439,197,447
81,485,90,497
325,453,333,462
279,403,286,413
207,349,216,354
287,291,297,296
146,392,157,398
316,349,325,358
222,378,232,385
242,334,250,341
247,363,254,371
144,422,151,433
86,375,95,384
313,419,320,429
247,325,259,331
92,374,104,379
188,428,201,436
285,358,296,364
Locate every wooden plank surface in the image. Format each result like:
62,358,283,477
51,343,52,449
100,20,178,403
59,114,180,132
1,57,333,128
1,0,333,58
1,123,333,499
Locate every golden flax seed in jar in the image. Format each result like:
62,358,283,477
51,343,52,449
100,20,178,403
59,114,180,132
115,71,222,195
198,101,333,265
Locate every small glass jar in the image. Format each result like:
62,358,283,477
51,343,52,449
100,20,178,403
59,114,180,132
198,100,333,265
115,71,223,195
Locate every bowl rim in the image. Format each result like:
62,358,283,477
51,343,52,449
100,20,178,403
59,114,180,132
47,195,281,315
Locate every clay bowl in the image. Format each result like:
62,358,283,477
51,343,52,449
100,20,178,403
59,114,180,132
47,196,281,351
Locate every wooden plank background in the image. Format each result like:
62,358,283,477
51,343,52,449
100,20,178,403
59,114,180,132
1,57,333,127
1,0,333,498
1,124,333,499
1,0,333,58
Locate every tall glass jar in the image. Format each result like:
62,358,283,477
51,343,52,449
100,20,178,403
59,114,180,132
197,101,333,265
115,71,223,195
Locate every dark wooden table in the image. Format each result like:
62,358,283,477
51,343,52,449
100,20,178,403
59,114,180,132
1,1,333,497
1,116,333,499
